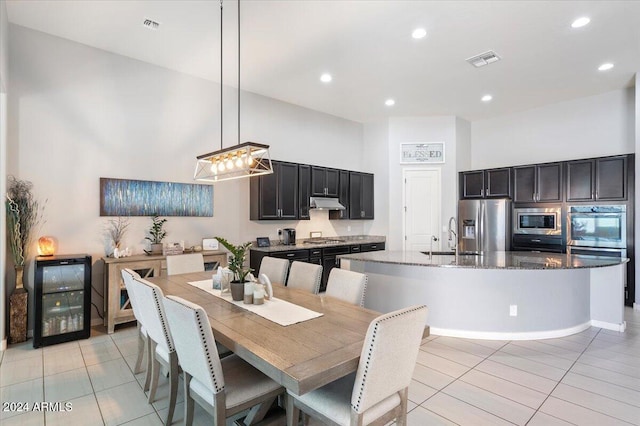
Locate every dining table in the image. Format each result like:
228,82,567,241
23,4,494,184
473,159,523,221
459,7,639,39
147,271,429,396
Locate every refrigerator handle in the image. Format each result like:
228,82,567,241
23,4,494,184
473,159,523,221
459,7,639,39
477,201,483,251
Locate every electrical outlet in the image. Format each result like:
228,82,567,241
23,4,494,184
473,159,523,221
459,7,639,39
347,226,351,232
509,305,518,316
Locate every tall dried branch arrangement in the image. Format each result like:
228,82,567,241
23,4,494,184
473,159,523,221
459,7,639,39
5,176,46,267
105,217,130,248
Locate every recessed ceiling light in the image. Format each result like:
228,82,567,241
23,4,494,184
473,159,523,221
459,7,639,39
385,99,395,106
598,63,614,71
320,73,332,83
481,95,493,102
412,28,427,39
571,17,591,28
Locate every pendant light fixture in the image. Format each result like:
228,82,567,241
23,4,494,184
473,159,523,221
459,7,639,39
194,0,273,182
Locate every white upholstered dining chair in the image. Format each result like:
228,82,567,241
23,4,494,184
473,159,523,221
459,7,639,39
258,257,290,284
166,253,205,276
128,277,179,426
325,268,368,307
286,261,322,294
286,305,428,426
163,295,284,426
120,268,147,375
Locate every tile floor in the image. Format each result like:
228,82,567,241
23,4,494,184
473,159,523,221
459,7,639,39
1,307,639,425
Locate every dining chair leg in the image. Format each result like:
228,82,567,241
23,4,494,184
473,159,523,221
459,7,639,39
285,394,300,426
143,335,153,392
164,352,179,425
396,388,408,426
148,340,161,403
134,323,145,374
183,372,194,426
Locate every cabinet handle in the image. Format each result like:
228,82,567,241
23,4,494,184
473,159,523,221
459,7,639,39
532,192,536,201
481,188,484,197
287,253,295,257
371,245,377,249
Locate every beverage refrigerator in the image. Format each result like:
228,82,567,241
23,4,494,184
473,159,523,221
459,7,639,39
458,199,511,253
34,254,92,348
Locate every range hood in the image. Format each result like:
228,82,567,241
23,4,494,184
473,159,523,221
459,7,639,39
310,197,346,210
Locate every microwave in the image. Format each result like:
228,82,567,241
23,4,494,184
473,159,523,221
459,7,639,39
513,207,562,235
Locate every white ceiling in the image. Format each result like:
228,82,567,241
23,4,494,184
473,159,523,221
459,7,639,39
6,0,640,123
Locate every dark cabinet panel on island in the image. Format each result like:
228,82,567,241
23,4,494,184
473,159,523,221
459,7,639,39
250,160,298,220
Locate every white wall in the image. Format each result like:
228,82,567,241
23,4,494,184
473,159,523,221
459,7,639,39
0,0,9,351
636,73,640,310
471,88,635,169
8,25,364,327
387,116,463,250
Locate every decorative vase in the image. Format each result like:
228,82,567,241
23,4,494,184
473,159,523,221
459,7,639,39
230,281,245,301
9,266,28,343
15,265,24,290
150,243,163,254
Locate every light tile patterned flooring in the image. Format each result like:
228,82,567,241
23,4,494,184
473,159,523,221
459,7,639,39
1,307,639,425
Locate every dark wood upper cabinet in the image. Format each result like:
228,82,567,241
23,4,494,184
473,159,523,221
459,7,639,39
250,160,298,220
349,172,374,219
311,166,340,197
329,170,350,220
596,156,627,201
513,163,562,203
566,160,595,201
298,164,311,220
460,168,511,199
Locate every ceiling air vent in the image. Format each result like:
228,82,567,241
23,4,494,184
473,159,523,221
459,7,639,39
142,18,161,30
466,50,501,68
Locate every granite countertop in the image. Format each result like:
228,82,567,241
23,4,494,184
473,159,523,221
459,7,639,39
337,250,628,270
251,235,386,253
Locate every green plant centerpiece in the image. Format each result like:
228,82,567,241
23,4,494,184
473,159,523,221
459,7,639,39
145,214,167,254
215,237,253,301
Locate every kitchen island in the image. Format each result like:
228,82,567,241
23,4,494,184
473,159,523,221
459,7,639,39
338,251,627,340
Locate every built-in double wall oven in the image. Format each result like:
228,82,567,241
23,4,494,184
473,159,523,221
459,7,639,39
567,205,627,250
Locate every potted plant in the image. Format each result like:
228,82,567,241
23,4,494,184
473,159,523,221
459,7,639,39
145,214,167,254
6,176,46,343
215,237,253,301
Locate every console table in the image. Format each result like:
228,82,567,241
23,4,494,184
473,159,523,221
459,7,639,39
102,251,227,333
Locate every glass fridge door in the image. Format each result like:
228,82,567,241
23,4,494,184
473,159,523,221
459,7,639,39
41,291,85,337
42,264,86,293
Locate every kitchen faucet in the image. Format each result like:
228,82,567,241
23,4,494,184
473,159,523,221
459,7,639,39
448,216,459,262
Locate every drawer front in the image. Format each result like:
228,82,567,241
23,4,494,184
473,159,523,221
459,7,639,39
361,242,385,252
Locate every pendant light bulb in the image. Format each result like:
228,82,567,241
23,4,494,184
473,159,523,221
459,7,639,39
218,162,226,172
226,158,234,169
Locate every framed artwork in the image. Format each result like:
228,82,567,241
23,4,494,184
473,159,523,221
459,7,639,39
100,177,213,216
400,142,445,164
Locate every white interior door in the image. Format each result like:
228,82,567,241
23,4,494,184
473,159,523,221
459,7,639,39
403,169,441,251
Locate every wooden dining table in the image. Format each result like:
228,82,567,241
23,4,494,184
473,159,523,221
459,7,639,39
147,271,429,396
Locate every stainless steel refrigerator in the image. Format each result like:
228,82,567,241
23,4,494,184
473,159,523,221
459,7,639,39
458,199,511,253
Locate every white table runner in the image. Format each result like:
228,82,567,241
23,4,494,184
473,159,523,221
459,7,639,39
187,279,323,326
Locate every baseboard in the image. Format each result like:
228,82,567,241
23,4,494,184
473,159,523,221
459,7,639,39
634,303,640,311
591,320,626,332
429,322,592,341
0,338,7,352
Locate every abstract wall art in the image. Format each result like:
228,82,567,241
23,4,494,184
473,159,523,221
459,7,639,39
100,178,213,217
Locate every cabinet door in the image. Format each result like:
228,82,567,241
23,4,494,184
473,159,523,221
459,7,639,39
513,166,536,202
486,168,511,198
311,166,327,196
278,162,299,219
361,173,374,219
298,164,311,219
330,170,350,220
257,163,280,219
567,160,595,201
325,169,340,197
349,172,363,219
596,156,627,200
537,163,562,202
461,171,484,198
